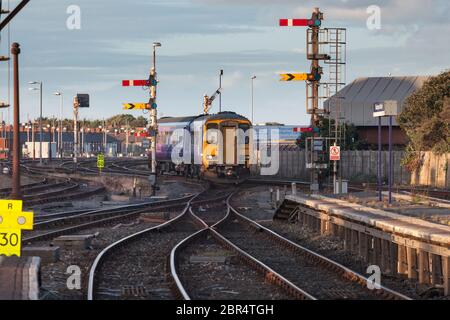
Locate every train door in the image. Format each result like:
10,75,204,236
223,126,236,165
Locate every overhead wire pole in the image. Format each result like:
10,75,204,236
251,75,256,123
0,0,30,31
219,69,223,112
0,0,31,199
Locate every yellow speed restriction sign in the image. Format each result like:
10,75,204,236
0,200,34,257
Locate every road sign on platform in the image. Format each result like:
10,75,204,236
280,73,308,81
0,200,34,257
122,80,149,87
330,146,340,161
123,103,150,110
97,153,104,169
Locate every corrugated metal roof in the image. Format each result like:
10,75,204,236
325,76,430,126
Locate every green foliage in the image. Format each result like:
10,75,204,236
36,114,148,130
398,70,450,170
400,144,424,172
398,71,450,152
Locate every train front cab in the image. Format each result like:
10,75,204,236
203,118,251,178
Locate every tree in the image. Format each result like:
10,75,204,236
397,70,450,170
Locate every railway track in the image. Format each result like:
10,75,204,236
87,188,232,300
170,202,301,300
24,194,197,243
88,184,410,300
211,197,412,300
171,193,411,300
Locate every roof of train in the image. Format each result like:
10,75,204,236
158,111,250,124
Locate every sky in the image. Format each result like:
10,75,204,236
0,0,448,125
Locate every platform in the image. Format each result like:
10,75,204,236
286,194,450,249
284,193,450,294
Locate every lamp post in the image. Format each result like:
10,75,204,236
53,92,63,160
251,75,256,123
29,81,43,165
47,124,52,161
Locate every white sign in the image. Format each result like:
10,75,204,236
373,100,399,117
330,146,340,161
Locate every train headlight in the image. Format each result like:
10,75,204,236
206,155,214,160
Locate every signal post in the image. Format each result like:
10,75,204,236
122,42,161,196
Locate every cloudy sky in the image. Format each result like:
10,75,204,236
0,0,448,125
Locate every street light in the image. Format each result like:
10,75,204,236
53,92,63,159
29,81,43,165
251,75,256,124
152,42,161,69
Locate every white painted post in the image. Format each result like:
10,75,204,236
291,182,297,196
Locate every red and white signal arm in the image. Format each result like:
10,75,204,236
330,146,340,161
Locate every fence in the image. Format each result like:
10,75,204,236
251,147,450,188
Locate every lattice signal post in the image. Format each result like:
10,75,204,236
280,7,327,191
280,8,346,192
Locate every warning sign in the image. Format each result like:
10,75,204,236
330,146,340,161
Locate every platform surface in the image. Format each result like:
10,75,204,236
286,194,450,247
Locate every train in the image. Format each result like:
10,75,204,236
154,111,252,178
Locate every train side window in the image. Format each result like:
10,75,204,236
206,123,219,144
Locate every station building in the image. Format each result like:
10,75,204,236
325,76,430,145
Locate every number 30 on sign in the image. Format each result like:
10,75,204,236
0,230,21,256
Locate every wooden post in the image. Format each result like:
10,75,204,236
443,256,449,296
381,240,390,273
389,242,398,276
298,209,304,226
398,245,408,275
373,237,382,266
320,219,327,235
367,236,374,264
359,232,369,261
330,222,337,236
338,225,345,240
344,228,351,251
430,254,442,285
407,247,418,280
418,250,430,284
351,230,359,253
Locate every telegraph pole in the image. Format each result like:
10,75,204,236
10,43,21,200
